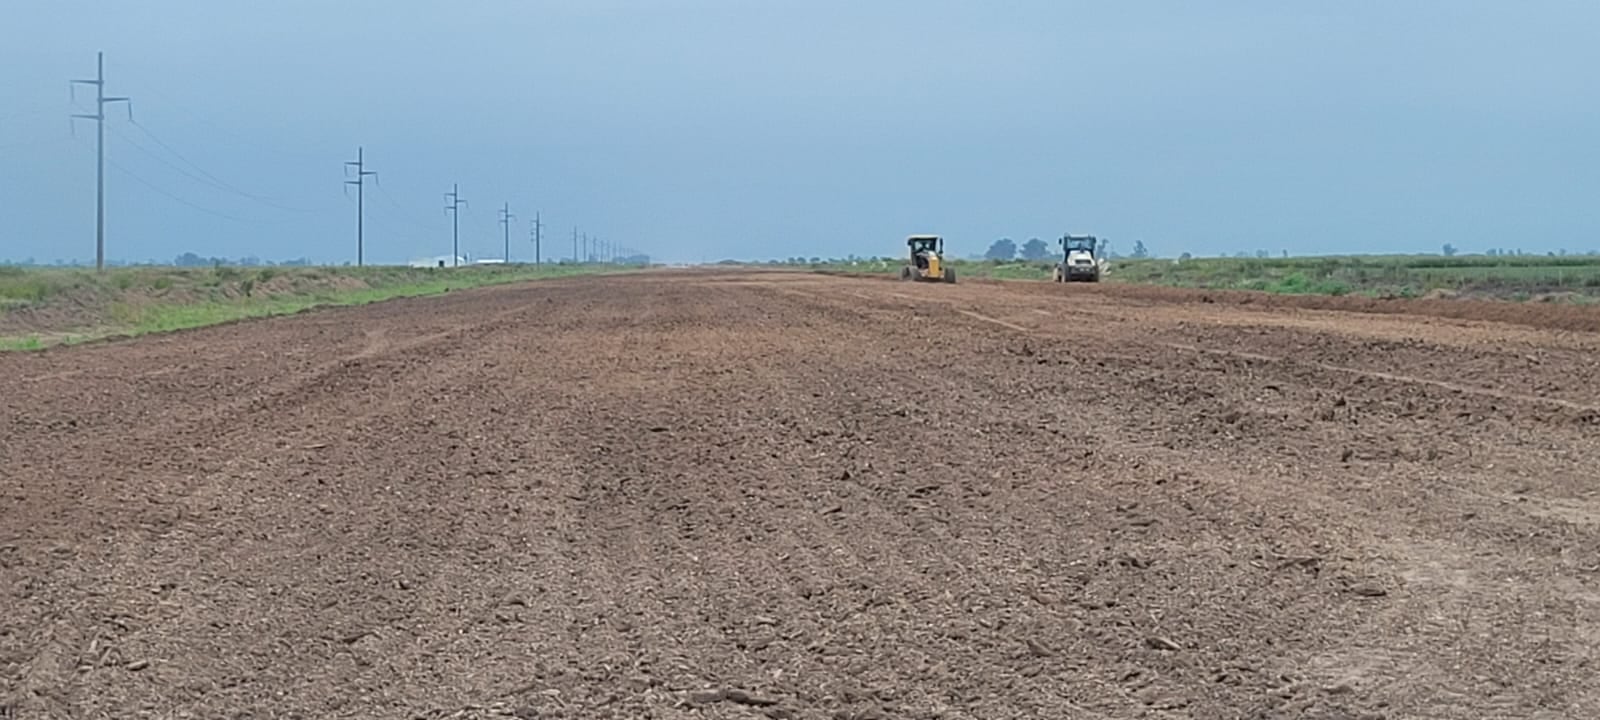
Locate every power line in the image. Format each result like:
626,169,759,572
345,147,378,266
107,123,324,215
91,122,342,231
77,131,290,228
126,118,323,212
105,155,268,226
117,74,331,164
343,193,436,246
372,179,448,235
70,51,132,271
105,123,226,189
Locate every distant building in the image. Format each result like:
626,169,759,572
408,255,468,268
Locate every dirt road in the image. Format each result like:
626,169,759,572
3,270,1598,719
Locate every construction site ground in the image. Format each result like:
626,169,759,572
3,269,1598,719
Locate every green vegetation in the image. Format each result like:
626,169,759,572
1108,254,1600,298
0,336,44,351
0,263,629,351
784,253,1600,301
0,266,56,305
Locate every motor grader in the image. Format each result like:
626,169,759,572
900,235,956,283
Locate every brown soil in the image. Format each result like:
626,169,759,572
3,270,1599,719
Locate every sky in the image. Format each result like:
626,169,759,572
1,1,1597,264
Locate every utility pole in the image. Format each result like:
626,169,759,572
344,147,377,266
444,184,467,267
71,51,131,272
530,212,543,265
583,232,590,263
498,202,515,263
572,226,579,263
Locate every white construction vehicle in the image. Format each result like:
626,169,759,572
1052,234,1102,282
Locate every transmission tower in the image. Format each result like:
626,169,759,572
444,184,467,266
498,202,515,263
344,147,377,266
530,212,543,265
70,51,132,271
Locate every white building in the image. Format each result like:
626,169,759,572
408,255,469,268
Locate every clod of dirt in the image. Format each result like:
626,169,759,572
1144,636,1182,651
725,689,780,707
1348,583,1388,598
687,689,727,705
1340,449,1355,463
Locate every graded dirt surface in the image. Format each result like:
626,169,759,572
3,270,1599,719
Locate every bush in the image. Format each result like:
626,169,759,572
1309,280,1352,296
0,275,51,302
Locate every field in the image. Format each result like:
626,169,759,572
4,269,1600,718
798,254,1600,300
0,264,625,349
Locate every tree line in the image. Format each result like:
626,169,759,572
984,237,1149,261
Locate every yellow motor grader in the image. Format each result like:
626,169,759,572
900,235,956,283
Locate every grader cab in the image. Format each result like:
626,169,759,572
901,235,956,283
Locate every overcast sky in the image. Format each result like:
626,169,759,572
2,1,1597,264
